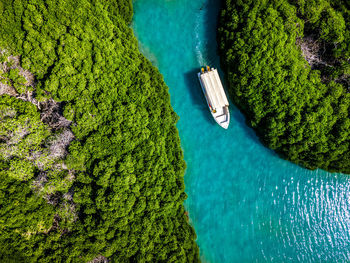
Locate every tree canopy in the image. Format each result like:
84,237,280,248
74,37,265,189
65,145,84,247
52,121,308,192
0,0,199,262
218,0,350,173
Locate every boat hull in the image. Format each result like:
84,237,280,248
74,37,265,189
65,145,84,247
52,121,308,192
197,72,230,129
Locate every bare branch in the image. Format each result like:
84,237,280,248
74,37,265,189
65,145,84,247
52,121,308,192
88,255,109,263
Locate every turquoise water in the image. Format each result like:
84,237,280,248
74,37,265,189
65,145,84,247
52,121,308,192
132,1,350,262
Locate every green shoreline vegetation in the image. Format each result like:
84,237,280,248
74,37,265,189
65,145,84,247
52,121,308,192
218,0,350,174
0,0,199,262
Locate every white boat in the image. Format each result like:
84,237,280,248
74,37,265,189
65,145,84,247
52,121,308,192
198,66,230,129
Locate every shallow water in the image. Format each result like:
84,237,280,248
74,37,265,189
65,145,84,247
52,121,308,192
132,0,350,262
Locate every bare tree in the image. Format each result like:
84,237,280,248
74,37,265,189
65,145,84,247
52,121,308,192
88,255,109,263
296,35,333,68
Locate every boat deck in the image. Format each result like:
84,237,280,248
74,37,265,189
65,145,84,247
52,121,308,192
198,67,230,129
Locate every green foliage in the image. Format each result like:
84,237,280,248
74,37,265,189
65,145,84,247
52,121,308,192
0,0,199,262
294,0,348,43
0,95,50,179
0,163,56,261
0,67,28,94
218,0,350,173
7,158,35,181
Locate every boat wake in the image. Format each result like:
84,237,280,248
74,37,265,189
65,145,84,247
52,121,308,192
194,12,206,66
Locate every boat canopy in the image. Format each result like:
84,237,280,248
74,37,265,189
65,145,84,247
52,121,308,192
200,69,229,110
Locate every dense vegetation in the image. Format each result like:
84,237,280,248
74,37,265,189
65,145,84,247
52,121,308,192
218,0,350,173
0,0,199,262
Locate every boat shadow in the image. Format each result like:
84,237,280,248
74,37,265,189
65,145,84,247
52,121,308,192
184,68,216,126
229,106,262,145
